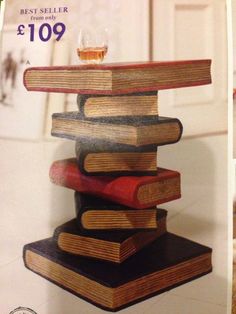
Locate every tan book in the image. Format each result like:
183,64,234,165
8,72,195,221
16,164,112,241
23,60,211,95
77,91,158,118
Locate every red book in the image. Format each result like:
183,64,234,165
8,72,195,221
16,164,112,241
49,158,181,209
24,60,211,95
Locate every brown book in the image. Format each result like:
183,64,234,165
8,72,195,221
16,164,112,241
23,60,211,95
53,218,167,263
23,233,212,311
74,192,166,231
51,113,183,147
75,139,158,176
77,91,158,118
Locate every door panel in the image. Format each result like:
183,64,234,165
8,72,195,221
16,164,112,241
152,0,227,136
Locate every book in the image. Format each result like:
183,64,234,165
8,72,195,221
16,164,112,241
77,91,158,118
23,233,212,311
75,138,158,176
49,158,181,209
74,192,167,231
51,113,183,147
53,217,167,263
23,60,212,95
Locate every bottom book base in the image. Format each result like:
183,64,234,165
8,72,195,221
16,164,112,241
23,233,212,312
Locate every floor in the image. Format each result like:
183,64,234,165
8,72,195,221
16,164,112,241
0,134,229,314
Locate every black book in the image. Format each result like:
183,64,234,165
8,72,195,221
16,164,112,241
74,192,166,231
75,138,158,176
51,112,183,147
23,233,212,312
53,217,167,263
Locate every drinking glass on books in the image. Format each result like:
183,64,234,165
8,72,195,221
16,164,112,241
77,28,108,64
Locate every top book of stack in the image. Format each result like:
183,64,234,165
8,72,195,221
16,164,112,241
23,60,211,95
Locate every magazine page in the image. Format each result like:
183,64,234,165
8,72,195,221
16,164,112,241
0,1,229,313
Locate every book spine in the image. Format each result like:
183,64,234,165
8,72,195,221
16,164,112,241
74,192,84,231
49,159,141,208
76,94,89,118
49,159,108,193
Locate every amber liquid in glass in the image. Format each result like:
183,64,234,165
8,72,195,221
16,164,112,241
77,46,108,64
